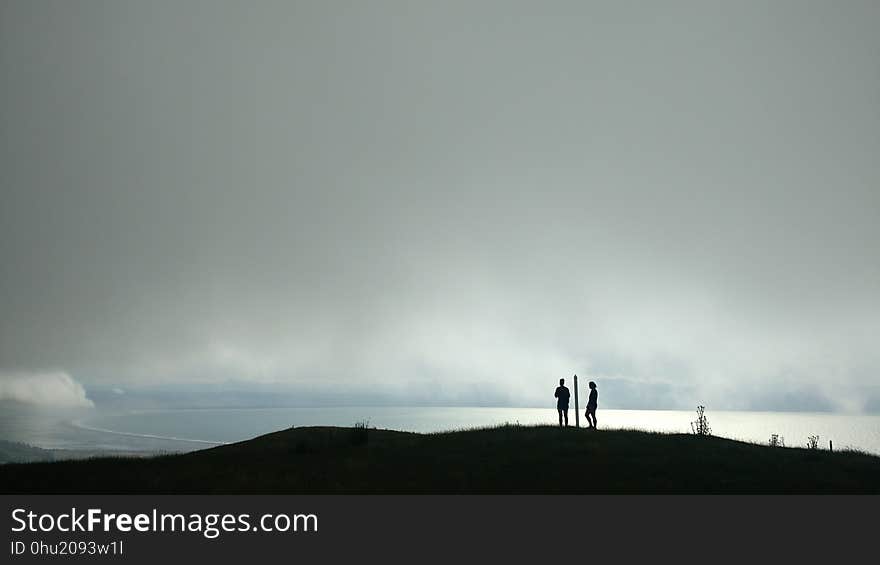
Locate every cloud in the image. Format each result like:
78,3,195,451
0,371,94,408
0,2,878,412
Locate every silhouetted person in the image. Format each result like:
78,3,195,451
555,378,570,427
585,381,598,429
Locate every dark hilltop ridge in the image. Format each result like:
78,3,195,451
3,425,879,494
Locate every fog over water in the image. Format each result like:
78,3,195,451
1,1,879,424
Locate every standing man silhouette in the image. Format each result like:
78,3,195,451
585,381,598,429
555,378,571,427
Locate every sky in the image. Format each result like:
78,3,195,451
1,1,879,413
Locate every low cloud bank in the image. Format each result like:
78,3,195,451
0,371,94,407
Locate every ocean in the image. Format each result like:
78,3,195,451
3,405,879,456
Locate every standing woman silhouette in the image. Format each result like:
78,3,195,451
585,381,598,429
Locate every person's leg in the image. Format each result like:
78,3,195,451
590,409,597,429
558,408,563,427
563,408,569,427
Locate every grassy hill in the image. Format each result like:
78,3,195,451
3,425,879,493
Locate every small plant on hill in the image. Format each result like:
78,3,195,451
806,435,820,450
769,433,785,447
690,405,711,436
349,420,372,446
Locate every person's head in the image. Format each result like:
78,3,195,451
559,378,565,386
589,381,596,389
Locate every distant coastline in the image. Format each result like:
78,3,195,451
43,406,880,456
71,419,228,447
0,439,161,464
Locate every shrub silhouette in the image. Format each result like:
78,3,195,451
690,405,711,436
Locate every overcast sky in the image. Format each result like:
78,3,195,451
2,1,878,412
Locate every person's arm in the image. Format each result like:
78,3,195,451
554,388,559,398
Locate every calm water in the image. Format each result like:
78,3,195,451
7,406,877,455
